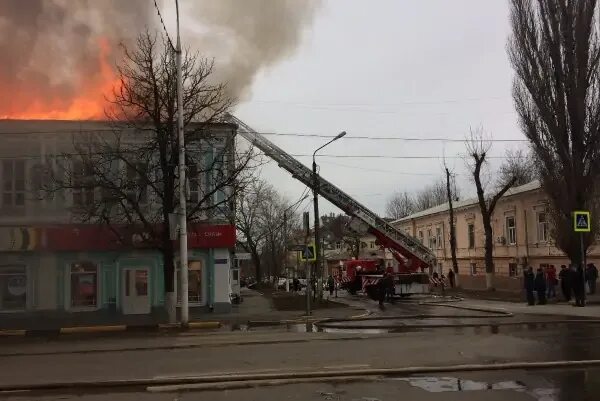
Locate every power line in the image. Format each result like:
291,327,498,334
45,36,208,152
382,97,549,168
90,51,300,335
246,96,509,107
260,132,528,143
0,126,528,143
153,0,175,51
318,160,445,176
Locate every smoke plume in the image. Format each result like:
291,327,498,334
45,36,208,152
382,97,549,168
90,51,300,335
0,0,321,119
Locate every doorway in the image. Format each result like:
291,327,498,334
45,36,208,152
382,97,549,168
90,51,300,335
122,268,150,315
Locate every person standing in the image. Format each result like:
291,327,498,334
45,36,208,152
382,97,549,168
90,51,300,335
586,263,598,295
572,264,585,307
524,266,535,306
546,265,557,298
534,268,547,305
448,269,456,288
327,275,335,298
558,265,571,302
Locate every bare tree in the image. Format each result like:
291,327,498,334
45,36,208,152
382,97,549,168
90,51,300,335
414,179,452,212
466,129,531,289
49,31,255,320
445,167,459,277
386,191,414,220
235,179,299,283
509,0,600,266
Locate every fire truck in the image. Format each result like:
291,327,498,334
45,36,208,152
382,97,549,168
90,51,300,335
339,258,429,298
230,115,436,295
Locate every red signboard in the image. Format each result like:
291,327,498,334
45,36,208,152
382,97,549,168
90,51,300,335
31,223,236,252
187,224,236,249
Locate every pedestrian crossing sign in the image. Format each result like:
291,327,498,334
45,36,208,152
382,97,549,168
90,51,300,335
299,243,316,262
574,210,591,232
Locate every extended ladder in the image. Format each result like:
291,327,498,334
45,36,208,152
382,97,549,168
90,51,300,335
229,115,435,270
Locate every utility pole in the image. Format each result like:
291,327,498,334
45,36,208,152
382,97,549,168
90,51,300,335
312,132,346,303
284,210,289,292
175,0,189,326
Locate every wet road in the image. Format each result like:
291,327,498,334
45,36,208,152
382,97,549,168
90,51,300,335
2,368,599,400
2,299,600,400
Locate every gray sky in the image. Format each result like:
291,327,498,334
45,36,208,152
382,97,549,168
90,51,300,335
192,0,526,217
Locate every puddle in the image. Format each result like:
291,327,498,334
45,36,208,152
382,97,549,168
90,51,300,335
392,376,559,400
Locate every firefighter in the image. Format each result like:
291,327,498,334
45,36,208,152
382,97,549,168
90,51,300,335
377,277,386,309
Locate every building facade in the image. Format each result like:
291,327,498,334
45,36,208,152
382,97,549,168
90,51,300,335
0,120,237,327
393,181,600,290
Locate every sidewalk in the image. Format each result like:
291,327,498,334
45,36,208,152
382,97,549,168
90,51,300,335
0,288,367,337
456,297,600,318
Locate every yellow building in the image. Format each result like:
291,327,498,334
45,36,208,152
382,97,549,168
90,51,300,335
393,181,599,291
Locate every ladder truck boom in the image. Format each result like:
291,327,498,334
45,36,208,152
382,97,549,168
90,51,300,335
229,115,435,269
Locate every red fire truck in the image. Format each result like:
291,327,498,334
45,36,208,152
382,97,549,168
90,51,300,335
338,257,429,298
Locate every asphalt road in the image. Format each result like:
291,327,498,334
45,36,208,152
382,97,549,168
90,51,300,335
1,299,600,400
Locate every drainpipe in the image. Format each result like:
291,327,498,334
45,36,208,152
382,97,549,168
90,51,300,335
524,209,530,270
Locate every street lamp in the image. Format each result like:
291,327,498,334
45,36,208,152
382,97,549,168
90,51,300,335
312,131,346,301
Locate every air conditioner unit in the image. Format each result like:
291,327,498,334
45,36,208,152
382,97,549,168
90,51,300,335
496,236,506,245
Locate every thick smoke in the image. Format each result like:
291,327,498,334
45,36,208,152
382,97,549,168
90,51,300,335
0,0,321,118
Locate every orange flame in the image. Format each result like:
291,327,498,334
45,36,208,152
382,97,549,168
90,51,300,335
1,39,120,120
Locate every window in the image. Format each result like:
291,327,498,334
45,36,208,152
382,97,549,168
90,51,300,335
70,262,98,308
436,226,442,249
506,216,516,245
126,163,147,204
187,164,201,204
418,231,424,243
232,269,239,281
470,263,477,275
537,211,548,242
427,229,433,249
72,160,95,207
0,266,26,310
2,160,25,207
178,261,203,304
468,224,475,249
335,242,342,250
369,242,375,249
509,263,518,277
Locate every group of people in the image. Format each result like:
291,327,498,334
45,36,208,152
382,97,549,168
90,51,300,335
524,263,598,307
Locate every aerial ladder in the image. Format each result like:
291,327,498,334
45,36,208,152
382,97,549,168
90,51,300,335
229,115,435,291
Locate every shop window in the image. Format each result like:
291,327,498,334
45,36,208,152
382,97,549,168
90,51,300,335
178,261,203,304
70,262,98,308
0,266,26,310
509,263,518,277
506,216,516,245
2,159,25,207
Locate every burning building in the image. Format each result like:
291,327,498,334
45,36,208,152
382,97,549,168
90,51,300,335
0,119,240,327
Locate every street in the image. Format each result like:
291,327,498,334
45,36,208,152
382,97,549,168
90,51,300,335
1,295,600,400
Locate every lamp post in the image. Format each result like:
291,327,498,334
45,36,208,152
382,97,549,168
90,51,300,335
312,132,346,301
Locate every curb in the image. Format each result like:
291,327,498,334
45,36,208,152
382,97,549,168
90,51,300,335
0,321,222,337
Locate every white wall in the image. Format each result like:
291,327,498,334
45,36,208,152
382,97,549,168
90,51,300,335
213,248,231,304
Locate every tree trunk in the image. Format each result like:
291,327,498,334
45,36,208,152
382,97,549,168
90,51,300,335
162,239,176,323
251,250,262,283
483,217,495,290
446,168,459,281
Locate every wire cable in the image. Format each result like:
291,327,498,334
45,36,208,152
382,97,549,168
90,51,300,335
153,0,175,51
